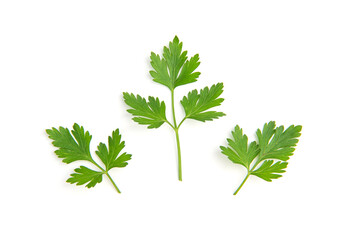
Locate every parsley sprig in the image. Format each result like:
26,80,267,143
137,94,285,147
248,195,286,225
124,36,225,181
46,123,131,193
220,121,302,195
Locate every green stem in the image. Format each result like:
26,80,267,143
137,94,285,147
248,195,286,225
165,119,175,130
234,173,250,195
175,129,182,181
178,117,187,128
105,172,121,193
234,156,263,195
89,158,105,171
171,90,178,127
170,89,182,181
250,156,262,172
89,157,121,193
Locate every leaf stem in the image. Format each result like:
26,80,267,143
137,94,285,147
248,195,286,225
89,158,105,172
234,156,263,195
90,157,121,193
175,128,182,181
170,89,182,181
171,90,178,127
105,172,121,193
234,173,250,195
178,117,187,128
250,156,262,172
165,119,175,130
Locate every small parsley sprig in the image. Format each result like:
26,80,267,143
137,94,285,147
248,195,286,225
46,123,131,193
123,36,225,181
220,121,302,195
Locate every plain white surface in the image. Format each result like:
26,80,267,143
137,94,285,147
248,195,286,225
1,0,348,239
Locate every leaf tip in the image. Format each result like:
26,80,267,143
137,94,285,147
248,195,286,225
173,35,179,42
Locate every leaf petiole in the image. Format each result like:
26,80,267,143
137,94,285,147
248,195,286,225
89,157,121,193
178,117,186,128
234,172,250,195
170,89,183,181
105,172,121,193
233,157,261,195
89,157,105,171
175,128,182,181
165,119,175,130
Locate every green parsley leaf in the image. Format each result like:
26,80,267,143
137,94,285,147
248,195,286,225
180,83,226,122
256,122,302,161
220,121,301,195
149,36,201,90
250,160,288,182
176,54,200,87
67,166,103,188
220,125,260,169
123,93,168,129
149,52,171,89
95,129,132,171
124,36,225,181
46,123,92,163
46,123,132,193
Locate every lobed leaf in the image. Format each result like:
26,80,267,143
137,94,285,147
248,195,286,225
256,121,302,161
95,129,132,171
221,122,301,194
67,166,103,188
123,92,167,129
150,52,171,89
149,36,200,90
251,160,288,182
181,83,225,122
220,125,260,168
175,54,200,87
46,123,92,163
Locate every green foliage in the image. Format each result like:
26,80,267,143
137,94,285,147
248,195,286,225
220,125,259,169
257,122,302,161
47,123,131,193
67,166,103,188
220,121,302,195
46,124,92,163
124,36,225,180
95,129,132,170
181,83,225,122
123,93,167,129
250,160,288,182
149,36,200,90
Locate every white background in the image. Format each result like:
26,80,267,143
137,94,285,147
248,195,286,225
1,0,348,239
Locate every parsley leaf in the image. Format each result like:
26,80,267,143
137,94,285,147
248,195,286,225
250,160,288,182
124,36,225,181
220,121,301,195
220,125,260,169
123,93,168,129
257,121,302,161
180,83,225,123
149,36,201,90
67,166,103,188
96,129,132,170
47,123,131,193
46,124,93,163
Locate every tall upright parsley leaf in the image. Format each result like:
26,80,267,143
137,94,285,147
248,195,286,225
47,123,131,193
149,36,201,90
220,121,301,195
124,36,225,181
